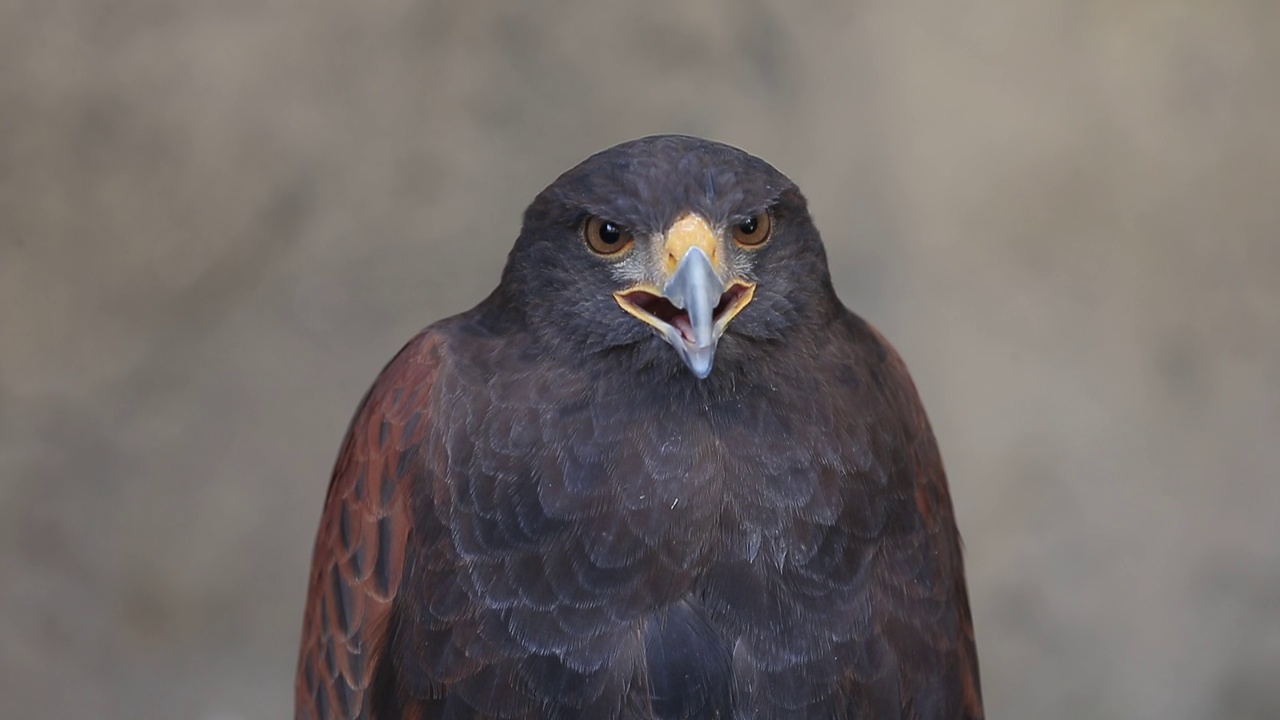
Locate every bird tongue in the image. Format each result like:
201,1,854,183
672,312,695,343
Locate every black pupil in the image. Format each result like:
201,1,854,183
599,222,623,245
739,217,758,235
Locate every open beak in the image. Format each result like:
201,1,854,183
613,214,755,378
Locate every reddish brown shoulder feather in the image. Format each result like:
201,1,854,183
295,330,444,720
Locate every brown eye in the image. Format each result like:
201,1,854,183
732,212,772,247
584,216,635,255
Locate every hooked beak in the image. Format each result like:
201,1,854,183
613,215,755,378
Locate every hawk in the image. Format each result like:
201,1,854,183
295,135,983,719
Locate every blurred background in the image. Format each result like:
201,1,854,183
2,1,1278,718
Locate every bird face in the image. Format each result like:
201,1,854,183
597,211,764,378
505,135,835,380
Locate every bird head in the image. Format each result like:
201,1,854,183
500,135,837,380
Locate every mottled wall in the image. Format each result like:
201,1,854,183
2,1,1278,718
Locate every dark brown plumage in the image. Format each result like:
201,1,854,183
295,135,982,719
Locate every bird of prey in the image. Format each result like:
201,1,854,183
295,135,982,719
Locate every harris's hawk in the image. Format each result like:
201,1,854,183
295,135,982,719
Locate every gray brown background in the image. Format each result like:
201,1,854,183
3,1,1278,718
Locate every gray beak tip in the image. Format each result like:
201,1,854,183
684,346,715,379
662,247,726,379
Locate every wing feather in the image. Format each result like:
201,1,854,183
857,322,984,720
295,330,445,720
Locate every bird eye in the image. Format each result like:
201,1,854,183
732,212,772,247
584,216,635,256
